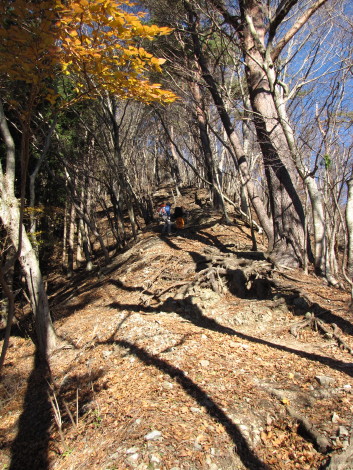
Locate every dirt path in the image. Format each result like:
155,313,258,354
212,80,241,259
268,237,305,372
1,211,353,470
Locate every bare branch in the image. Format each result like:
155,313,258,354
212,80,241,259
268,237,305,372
271,0,329,62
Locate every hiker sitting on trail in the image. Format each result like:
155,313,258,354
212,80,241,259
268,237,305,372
157,202,172,235
173,206,185,229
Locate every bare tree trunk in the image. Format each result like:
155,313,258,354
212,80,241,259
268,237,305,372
78,217,92,271
67,201,76,277
0,195,57,354
185,5,273,245
190,77,229,217
345,178,353,278
169,127,182,197
239,1,307,267
62,199,68,271
76,216,84,265
0,99,56,357
306,176,326,273
29,114,58,236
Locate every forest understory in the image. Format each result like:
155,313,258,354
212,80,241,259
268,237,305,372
1,193,353,470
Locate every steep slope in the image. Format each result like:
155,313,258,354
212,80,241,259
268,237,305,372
1,205,353,470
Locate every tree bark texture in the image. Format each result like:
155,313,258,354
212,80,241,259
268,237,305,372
185,4,274,245
0,99,56,356
239,0,307,267
346,178,353,278
0,193,57,355
190,76,226,212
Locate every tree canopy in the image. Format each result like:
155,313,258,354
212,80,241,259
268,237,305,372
0,0,178,107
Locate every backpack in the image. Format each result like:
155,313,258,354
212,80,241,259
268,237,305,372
174,206,184,218
165,204,171,216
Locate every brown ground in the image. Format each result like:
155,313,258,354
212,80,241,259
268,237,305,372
1,195,353,470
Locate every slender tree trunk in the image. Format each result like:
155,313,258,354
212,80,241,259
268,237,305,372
109,187,127,247
29,114,58,235
76,217,84,265
306,176,326,273
67,201,76,277
78,217,92,270
62,197,68,270
169,127,182,197
0,99,56,357
346,178,353,278
0,194,56,354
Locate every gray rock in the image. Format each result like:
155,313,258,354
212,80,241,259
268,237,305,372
126,447,140,454
338,426,349,437
144,430,162,441
126,453,139,464
190,407,202,413
162,381,173,390
315,375,335,387
200,359,210,367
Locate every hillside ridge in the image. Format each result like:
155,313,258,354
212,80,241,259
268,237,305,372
1,205,353,470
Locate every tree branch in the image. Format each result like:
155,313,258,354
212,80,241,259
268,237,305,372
271,0,329,62
268,0,299,43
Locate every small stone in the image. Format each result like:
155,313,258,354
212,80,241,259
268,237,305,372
103,350,113,358
200,360,210,367
338,426,349,437
190,407,202,413
162,381,173,390
126,453,139,464
332,413,340,423
342,440,349,450
144,430,162,441
315,375,335,387
126,447,139,454
343,384,352,390
150,454,160,463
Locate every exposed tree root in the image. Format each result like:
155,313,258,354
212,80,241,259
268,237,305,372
143,247,274,305
261,385,331,454
290,313,353,356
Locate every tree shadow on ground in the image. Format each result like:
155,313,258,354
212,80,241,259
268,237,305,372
277,286,353,337
176,296,353,377
9,351,51,470
99,336,270,470
107,297,353,378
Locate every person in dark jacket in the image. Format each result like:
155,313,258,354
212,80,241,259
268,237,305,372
174,206,185,229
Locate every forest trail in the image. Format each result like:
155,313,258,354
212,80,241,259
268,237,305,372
1,199,353,470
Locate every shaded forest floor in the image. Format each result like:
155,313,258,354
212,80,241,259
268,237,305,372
1,190,353,470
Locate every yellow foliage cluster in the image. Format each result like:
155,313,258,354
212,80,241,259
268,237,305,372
0,0,177,105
